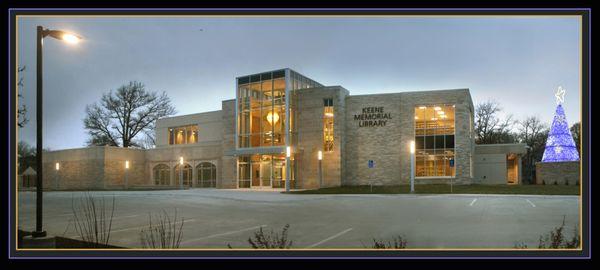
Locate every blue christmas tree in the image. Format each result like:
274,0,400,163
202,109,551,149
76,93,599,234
542,87,579,162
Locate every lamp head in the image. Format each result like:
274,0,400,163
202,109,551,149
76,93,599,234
410,141,415,154
318,151,323,161
45,29,82,44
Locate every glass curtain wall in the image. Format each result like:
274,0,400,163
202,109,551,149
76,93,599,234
414,105,456,177
236,69,323,188
237,70,286,148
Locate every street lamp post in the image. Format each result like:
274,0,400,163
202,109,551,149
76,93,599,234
54,162,60,190
33,26,81,238
124,160,129,190
285,146,291,193
317,150,323,189
179,157,184,190
410,140,415,193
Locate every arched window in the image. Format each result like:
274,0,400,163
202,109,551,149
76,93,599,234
175,164,193,186
196,162,216,188
153,164,170,186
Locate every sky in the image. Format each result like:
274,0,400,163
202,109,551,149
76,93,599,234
16,16,581,150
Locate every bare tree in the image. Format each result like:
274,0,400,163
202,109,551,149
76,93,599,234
83,81,176,148
570,122,580,155
17,66,28,128
474,100,517,144
518,116,549,184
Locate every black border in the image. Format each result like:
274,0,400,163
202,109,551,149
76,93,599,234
6,7,591,259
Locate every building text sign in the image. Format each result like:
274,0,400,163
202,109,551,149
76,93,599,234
354,107,392,127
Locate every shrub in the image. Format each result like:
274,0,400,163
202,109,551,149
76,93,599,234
565,180,569,186
537,216,580,249
229,224,292,249
513,242,528,249
370,235,407,249
71,192,115,248
554,181,558,185
515,216,579,249
140,209,184,249
541,180,545,185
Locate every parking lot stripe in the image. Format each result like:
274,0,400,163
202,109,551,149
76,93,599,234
526,199,536,207
469,198,477,206
68,218,196,238
181,225,267,245
306,228,353,248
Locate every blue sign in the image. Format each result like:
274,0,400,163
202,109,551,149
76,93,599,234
368,160,374,168
449,159,455,167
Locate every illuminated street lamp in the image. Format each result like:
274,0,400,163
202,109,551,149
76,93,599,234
318,151,323,189
410,140,415,193
285,146,291,193
33,26,81,238
179,157,184,190
124,160,129,190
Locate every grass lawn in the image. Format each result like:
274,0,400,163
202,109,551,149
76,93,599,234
289,184,580,195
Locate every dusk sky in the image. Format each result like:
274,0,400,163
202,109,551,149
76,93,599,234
17,16,581,150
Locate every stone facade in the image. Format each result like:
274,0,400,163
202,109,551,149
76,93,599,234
295,86,349,189
343,89,475,186
42,146,146,190
536,161,580,185
221,99,238,188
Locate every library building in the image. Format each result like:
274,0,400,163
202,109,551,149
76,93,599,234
37,68,528,190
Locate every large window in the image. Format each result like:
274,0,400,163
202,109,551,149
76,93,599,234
237,71,286,148
323,98,334,152
168,125,198,145
175,164,193,186
196,162,216,188
153,164,170,185
414,105,455,177
237,69,324,149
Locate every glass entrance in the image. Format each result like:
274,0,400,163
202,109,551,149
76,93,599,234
238,154,290,188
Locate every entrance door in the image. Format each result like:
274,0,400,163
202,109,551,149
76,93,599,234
251,162,261,187
260,160,272,187
507,154,518,184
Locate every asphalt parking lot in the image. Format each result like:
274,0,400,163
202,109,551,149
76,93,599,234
16,189,580,249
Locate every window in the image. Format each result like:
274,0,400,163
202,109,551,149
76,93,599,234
237,71,287,148
414,105,455,177
323,98,334,152
196,162,216,188
168,125,198,145
175,164,193,186
153,164,170,185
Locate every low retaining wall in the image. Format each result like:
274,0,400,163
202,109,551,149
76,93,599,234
535,161,580,185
